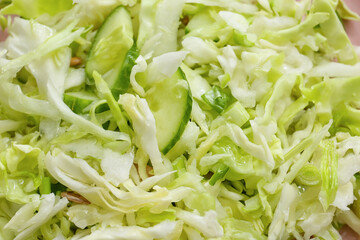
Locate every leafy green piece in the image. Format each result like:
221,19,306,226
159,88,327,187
201,85,232,113
209,163,229,185
263,12,330,45
268,183,298,240
136,208,176,226
1,0,360,238
4,194,68,240
175,209,223,238
311,0,358,64
200,137,254,181
222,218,266,239
137,0,184,56
1,0,73,19
302,76,360,134
233,30,255,47
172,155,187,177
74,220,183,239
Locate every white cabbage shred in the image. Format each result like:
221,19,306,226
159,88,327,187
0,0,360,239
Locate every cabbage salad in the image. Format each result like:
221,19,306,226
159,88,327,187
0,0,360,239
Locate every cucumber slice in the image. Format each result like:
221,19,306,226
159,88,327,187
85,6,135,96
146,68,192,154
111,43,139,100
64,91,98,114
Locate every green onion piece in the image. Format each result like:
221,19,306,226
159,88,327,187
209,164,230,186
201,85,231,113
222,101,250,127
39,177,51,195
0,15,7,30
355,172,360,181
294,164,321,186
93,70,131,134
219,73,231,88
319,139,338,210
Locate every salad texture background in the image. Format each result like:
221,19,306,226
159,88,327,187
0,0,360,239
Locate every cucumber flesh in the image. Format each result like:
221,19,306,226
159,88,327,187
146,68,192,154
111,43,139,100
85,6,134,93
64,91,98,114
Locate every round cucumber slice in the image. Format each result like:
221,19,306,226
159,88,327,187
146,68,192,154
64,91,98,114
85,6,134,93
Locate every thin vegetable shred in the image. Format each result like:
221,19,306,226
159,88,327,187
0,0,360,239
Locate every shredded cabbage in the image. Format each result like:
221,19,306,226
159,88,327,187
0,0,360,239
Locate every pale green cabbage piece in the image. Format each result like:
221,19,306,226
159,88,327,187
119,93,170,175
74,220,183,240
4,194,68,240
0,0,360,239
1,0,73,19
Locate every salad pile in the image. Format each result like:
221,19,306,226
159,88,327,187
0,0,360,239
